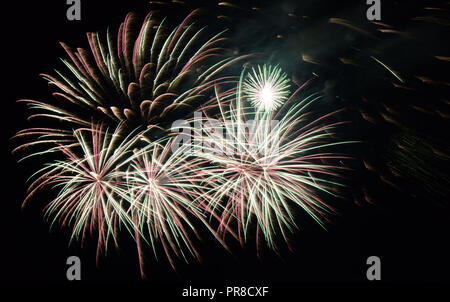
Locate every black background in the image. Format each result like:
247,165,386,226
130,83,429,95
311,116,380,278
1,0,449,297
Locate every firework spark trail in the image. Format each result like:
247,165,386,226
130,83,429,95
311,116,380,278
185,66,354,250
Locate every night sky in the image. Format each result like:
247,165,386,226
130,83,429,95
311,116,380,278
1,0,449,297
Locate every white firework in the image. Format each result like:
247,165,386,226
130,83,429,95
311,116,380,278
243,64,291,111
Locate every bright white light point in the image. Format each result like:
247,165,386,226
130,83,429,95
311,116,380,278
243,65,290,112
259,84,275,110
90,172,101,182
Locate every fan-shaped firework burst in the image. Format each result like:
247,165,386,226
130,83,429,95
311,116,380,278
186,66,353,249
12,10,249,160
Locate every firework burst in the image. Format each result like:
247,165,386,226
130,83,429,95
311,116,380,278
187,66,353,249
12,10,249,160
122,139,225,272
23,123,147,258
243,64,290,112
